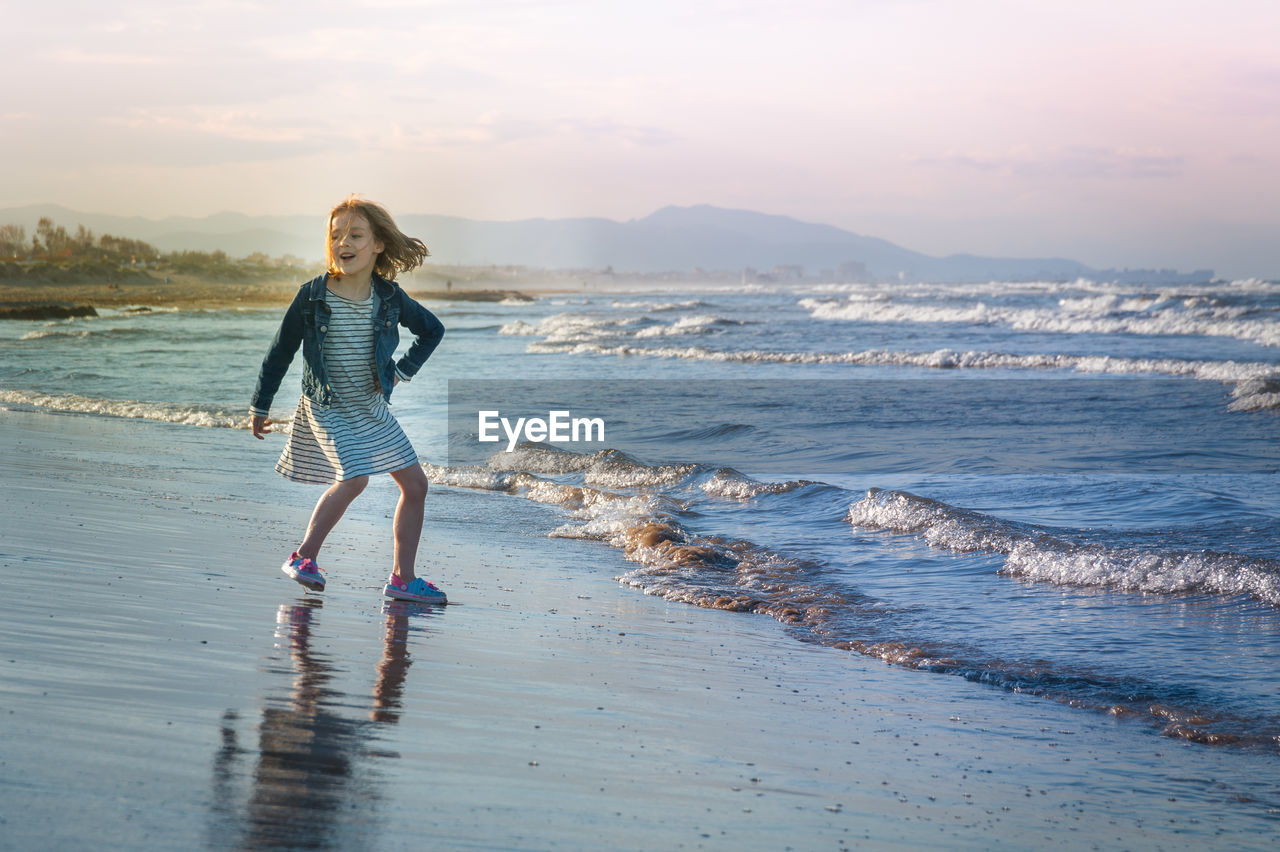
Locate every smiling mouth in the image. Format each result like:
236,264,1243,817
339,252,356,261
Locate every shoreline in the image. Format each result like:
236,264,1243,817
0,265,710,313
2,406,1278,849
0,276,557,313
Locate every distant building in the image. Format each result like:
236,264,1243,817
770,264,805,282
837,260,868,282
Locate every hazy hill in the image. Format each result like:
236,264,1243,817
0,203,1211,283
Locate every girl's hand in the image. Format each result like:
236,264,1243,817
251,414,273,439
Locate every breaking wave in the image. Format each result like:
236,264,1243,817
610,299,709,311
528,340,1279,411
847,488,1280,605
495,306,1280,409
422,447,1280,748
799,285,1280,348
20,326,154,342
0,389,262,430
500,312,744,341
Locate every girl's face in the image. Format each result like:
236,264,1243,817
329,212,384,280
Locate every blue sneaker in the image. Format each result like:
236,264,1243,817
281,552,325,591
384,573,447,604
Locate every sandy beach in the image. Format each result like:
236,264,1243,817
1,406,1277,850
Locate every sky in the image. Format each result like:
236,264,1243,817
2,0,1278,278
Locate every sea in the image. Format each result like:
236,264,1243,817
2,275,1279,757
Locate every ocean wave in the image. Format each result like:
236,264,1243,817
699,467,815,500
498,314,640,338
481,443,700,489
423,454,1280,747
423,457,869,622
446,443,816,498
632,315,744,338
0,389,259,430
799,288,1280,348
499,312,742,342
519,336,1280,409
1229,376,1280,412
652,422,756,441
847,488,1280,605
19,326,155,342
610,299,709,311
807,277,1278,299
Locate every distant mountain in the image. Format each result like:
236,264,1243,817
0,203,1212,283
0,204,321,260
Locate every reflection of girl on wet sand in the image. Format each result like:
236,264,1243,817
209,599,432,848
372,602,415,723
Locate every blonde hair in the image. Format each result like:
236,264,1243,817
326,195,429,280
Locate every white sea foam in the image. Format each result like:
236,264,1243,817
421,459,686,543
547,491,685,543
497,319,539,335
420,463,530,492
1001,541,1280,603
493,444,698,489
499,312,740,343
847,488,1280,605
524,337,1280,408
0,389,254,429
498,313,642,340
799,286,1280,348
505,307,1280,410
632,315,742,338
20,328,95,341
610,299,708,311
1229,376,1280,412
808,277,1277,299
429,444,700,493
20,326,155,341
700,468,812,500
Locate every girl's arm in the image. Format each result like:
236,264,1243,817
250,286,307,419
392,291,446,382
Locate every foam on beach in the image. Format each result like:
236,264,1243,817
518,339,1280,411
0,389,253,429
847,488,1280,605
798,281,1280,348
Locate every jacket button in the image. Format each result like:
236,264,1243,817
385,320,392,327
319,325,327,333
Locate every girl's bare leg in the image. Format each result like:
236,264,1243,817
297,476,369,560
388,464,429,581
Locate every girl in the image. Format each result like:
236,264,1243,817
250,196,447,604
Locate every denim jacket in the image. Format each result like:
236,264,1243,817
250,272,445,417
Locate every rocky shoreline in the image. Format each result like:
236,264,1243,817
0,304,99,320
0,271,537,314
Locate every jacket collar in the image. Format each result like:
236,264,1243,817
306,272,396,301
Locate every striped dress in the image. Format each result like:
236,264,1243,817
275,291,418,485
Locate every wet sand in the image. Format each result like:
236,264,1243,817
1,408,1277,850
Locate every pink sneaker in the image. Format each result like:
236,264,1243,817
384,573,447,604
281,552,325,591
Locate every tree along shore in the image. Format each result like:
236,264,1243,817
0,217,562,313
0,216,319,309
